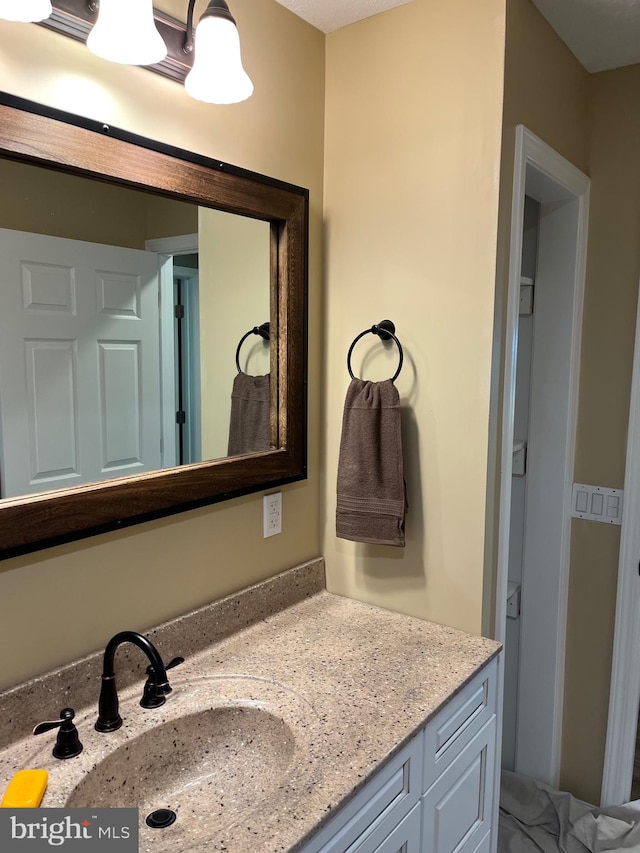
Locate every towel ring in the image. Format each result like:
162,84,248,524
235,321,270,373
347,319,404,382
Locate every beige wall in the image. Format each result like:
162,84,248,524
0,0,324,690
144,197,197,242
322,0,506,634
199,209,270,459
0,160,148,248
497,0,640,804
0,159,198,246
563,64,640,803
502,0,590,174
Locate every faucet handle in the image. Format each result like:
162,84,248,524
33,708,83,759
140,656,184,709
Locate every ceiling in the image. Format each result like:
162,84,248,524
531,0,640,73
273,0,640,74
271,0,414,34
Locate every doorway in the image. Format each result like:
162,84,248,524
495,126,590,786
172,259,201,465
145,233,200,469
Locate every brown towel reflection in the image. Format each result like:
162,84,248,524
336,379,406,547
228,372,271,456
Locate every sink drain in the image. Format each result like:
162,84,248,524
146,809,177,829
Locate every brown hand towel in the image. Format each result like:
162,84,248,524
336,378,406,547
227,372,271,456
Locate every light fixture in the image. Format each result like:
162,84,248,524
11,0,254,105
86,0,166,66
0,0,52,22
184,0,253,104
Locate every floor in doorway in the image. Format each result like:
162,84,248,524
498,771,640,852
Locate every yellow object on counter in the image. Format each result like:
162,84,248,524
1,769,48,808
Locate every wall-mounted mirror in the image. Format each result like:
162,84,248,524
0,93,308,558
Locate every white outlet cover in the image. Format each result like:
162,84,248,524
263,493,282,538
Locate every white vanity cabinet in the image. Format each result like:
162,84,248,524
300,657,498,853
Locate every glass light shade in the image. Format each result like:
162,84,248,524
185,16,253,105
0,0,52,22
86,0,166,66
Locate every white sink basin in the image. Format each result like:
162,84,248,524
66,704,297,813
28,674,316,852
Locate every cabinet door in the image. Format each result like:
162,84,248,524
422,717,496,853
371,803,421,853
423,659,497,792
468,831,491,853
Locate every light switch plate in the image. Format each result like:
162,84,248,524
572,483,623,525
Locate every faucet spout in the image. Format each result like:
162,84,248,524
95,631,172,733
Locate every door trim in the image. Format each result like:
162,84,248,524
145,234,198,469
601,290,640,806
495,126,590,786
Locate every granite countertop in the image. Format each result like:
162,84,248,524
0,559,500,852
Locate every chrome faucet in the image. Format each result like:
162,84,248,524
95,631,182,733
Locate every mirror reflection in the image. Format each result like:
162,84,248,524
0,158,271,501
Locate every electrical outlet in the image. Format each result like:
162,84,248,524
263,492,282,538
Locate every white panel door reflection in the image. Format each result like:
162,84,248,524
0,228,161,498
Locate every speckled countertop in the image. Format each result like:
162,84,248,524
0,558,500,852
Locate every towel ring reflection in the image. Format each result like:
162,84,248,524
347,319,404,382
235,321,270,373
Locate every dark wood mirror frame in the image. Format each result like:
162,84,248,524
0,93,308,560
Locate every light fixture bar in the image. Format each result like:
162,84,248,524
39,0,195,83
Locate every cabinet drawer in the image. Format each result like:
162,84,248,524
370,802,421,853
303,733,423,853
422,716,497,853
423,658,497,790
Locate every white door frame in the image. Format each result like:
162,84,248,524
494,126,590,785
173,265,201,464
601,292,640,806
145,234,198,468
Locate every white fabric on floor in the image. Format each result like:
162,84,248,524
499,770,640,853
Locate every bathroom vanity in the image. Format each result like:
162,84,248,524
0,560,500,852
302,657,497,853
